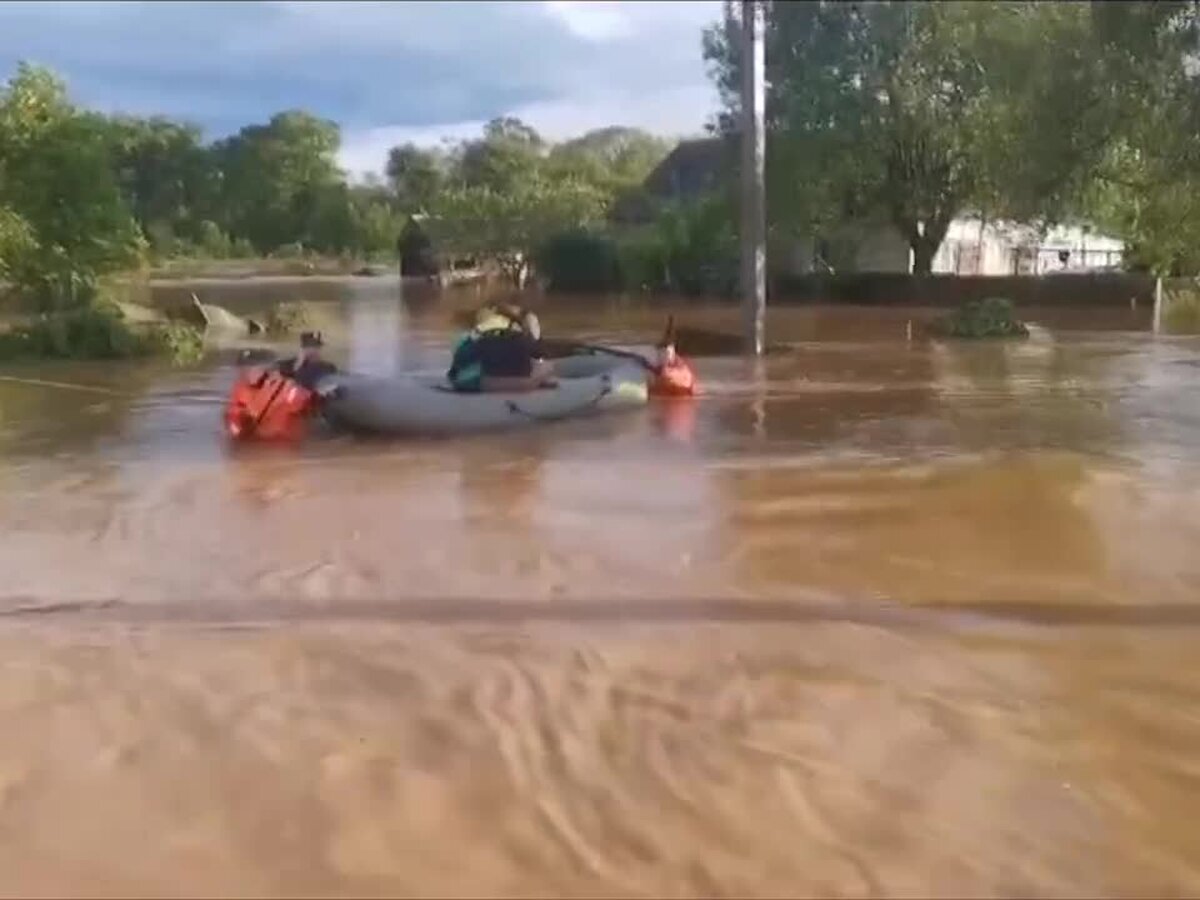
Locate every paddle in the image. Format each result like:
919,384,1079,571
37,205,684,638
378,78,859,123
537,337,658,370
447,306,754,358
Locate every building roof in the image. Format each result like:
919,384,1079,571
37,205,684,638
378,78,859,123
641,135,735,199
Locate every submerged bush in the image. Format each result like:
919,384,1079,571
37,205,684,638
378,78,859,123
929,297,1029,339
0,299,205,364
261,300,310,335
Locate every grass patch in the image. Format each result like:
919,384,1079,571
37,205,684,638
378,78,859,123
929,297,1029,339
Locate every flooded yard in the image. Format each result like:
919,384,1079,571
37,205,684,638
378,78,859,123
1,277,1198,897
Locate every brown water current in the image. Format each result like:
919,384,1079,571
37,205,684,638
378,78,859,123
1,278,1199,896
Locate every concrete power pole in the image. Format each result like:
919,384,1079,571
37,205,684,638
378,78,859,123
739,0,767,356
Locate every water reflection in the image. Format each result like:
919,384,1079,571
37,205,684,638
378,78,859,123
345,292,406,377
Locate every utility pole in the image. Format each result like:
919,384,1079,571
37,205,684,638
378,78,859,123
739,0,767,356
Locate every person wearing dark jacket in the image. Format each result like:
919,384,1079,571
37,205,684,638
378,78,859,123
278,331,339,393
447,306,554,393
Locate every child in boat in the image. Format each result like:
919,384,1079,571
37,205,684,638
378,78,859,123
447,306,555,393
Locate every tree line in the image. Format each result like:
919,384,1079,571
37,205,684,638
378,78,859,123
0,61,676,309
7,0,1199,320
703,0,1200,276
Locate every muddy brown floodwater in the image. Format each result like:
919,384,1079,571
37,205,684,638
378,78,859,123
2,277,1200,897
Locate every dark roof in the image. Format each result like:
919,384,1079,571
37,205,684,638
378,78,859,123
641,135,736,200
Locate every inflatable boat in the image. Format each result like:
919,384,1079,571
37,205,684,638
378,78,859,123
319,354,649,436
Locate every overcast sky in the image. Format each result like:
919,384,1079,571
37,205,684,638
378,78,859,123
0,0,723,177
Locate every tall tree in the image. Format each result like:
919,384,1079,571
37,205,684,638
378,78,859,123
0,63,143,306
214,110,343,253
428,175,608,284
1078,1,1200,274
456,116,545,193
546,126,673,193
385,143,445,215
105,115,218,252
704,1,1104,273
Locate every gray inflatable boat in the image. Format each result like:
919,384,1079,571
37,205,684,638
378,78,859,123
319,354,649,436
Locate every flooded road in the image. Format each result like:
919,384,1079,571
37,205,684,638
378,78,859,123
2,278,1200,897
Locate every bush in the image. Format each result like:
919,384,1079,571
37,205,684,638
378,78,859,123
143,318,205,364
535,202,738,299
0,299,205,363
536,230,622,293
929,297,1030,339
271,242,307,260
230,237,256,259
615,232,666,293
262,300,310,335
195,220,232,259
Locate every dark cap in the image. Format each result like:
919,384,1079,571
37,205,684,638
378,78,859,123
300,330,324,349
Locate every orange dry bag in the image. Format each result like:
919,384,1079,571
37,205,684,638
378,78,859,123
649,356,698,397
224,368,317,443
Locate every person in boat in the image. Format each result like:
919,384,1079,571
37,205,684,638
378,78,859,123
277,330,339,393
225,331,338,442
447,304,556,393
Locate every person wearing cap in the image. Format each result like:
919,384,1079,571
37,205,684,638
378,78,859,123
447,305,555,393
277,330,339,392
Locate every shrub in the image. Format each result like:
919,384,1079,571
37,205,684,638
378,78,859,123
929,297,1030,339
615,231,668,293
536,230,622,293
144,318,205,364
262,300,310,335
271,242,307,260
0,298,205,363
195,220,232,259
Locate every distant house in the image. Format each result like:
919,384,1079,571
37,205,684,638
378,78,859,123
641,135,736,201
612,135,736,225
397,214,439,278
637,136,1126,276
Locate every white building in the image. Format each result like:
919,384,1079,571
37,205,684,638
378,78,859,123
784,216,1125,276
931,219,1125,276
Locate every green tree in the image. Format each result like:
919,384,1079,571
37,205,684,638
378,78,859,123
545,126,672,194
385,143,445,214
105,115,217,254
0,62,143,308
1077,2,1200,275
428,175,608,284
214,110,343,253
704,1,1104,273
349,184,402,257
0,205,36,283
456,116,545,193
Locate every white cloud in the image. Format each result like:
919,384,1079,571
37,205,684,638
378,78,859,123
1,0,725,174
336,0,723,177
339,83,716,178
543,1,637,41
